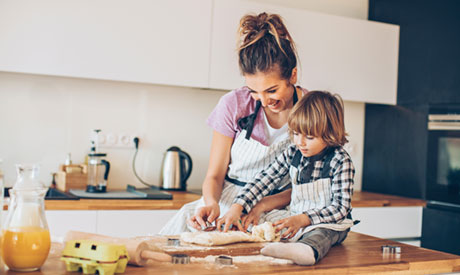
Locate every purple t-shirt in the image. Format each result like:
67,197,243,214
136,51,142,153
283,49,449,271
207,86,308,146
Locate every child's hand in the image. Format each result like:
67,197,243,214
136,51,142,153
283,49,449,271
241,202,266,231
216,204,245,232
274,214,311,239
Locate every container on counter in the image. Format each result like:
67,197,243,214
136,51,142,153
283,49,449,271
1,164,51,272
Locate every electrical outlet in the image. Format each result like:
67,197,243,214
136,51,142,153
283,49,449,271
97,132,137,149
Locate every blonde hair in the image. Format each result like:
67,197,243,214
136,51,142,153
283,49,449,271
237,12,298,79
288,91,348,147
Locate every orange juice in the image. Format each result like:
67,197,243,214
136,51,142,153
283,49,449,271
1,226,50,271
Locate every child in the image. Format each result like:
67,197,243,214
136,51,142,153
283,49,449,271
216,90,355,265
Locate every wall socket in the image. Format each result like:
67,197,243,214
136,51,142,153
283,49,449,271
96,132,137,149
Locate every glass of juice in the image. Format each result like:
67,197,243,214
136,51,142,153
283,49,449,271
1,164,50,271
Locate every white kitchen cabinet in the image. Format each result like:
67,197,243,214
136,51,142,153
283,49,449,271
0,0,212,88
209,0,399,104
96,210,178,238
46,210,97,240
351,207,423,246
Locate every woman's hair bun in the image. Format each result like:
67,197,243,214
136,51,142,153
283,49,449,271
237,12,298,79
239,12,291,51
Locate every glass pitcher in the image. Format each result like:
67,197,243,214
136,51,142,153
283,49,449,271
1,164,51,272
86,153,110,193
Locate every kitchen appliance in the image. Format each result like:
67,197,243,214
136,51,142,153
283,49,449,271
160,146,192,191
363,104,460,255
422,111,460,255
426,113,460,204
86,153,110,193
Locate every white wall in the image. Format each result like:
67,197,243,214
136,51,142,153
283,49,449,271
0,71,364,191
0,1,367,191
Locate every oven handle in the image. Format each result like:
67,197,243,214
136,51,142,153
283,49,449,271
428,121,460,130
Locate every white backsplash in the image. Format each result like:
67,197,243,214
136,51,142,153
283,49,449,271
0,71,364,191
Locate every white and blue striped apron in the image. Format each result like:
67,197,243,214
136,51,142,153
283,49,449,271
271,150,354,242
159,91,298,235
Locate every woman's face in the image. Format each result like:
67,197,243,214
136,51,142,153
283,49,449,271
245,68,297,113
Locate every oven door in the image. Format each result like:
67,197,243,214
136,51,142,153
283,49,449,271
426,127,460,205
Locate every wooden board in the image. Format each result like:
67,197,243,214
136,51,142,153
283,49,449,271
136,235,267,258
14,232,460,275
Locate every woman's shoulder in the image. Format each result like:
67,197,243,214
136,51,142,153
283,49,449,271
221,86,253,103
218,86,257,114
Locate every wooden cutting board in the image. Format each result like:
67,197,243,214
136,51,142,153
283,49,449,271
136,235,267,258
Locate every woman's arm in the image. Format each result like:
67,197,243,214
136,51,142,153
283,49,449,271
187,130,233,229
202,130,233,205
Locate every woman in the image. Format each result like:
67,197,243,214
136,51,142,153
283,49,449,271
159,12,308,235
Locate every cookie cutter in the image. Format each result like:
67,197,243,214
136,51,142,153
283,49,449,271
167,238,180,246
381,245,401,254
171,254,190,264
215,255,233,265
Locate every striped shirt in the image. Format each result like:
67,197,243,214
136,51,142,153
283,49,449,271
234,144,355,225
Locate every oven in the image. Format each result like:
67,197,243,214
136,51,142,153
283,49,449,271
422,112,460,255
426,113,460,205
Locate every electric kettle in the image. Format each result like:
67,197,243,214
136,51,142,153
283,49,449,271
160,146,192,191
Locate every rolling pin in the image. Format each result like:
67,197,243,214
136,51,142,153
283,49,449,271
65,230,172,266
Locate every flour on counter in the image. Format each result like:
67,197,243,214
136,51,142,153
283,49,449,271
191,255,293,265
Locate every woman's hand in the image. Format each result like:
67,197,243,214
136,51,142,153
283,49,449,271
216,204,245,232
274,214,311,239
241,202,266,231
187,203,220,230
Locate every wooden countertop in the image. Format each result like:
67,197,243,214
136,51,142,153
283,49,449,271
43,191,202,210
2,190,426,211
3,232,459,274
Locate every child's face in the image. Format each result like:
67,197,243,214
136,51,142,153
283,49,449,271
293,132,327,157
244,68,297,114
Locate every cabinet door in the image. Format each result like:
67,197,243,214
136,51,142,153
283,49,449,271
209,0,399,104
351,207,422,239
96,210,178,238
46,210,97,240
0,0,212,88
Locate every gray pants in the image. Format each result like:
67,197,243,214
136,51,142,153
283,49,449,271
297,228,349,263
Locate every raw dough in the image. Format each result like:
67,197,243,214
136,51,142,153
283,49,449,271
251,222,280,242
181,231,257,246
180,222,279,246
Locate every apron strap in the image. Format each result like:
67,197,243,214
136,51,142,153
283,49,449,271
291,149,303,168
224,174,247,187
292,85,299,105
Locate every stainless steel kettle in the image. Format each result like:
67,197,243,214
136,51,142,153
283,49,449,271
160,146,192,191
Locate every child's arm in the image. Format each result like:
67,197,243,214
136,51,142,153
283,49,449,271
217,146,296,232
242,188,292,230
304,154,355,225
234,147,295,214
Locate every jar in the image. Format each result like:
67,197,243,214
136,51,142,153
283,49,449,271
1,164,50,271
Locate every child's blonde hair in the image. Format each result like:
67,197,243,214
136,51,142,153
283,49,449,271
288,91,348,147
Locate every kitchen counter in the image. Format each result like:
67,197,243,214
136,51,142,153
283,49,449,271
35,190,425,210
3,232,459,274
